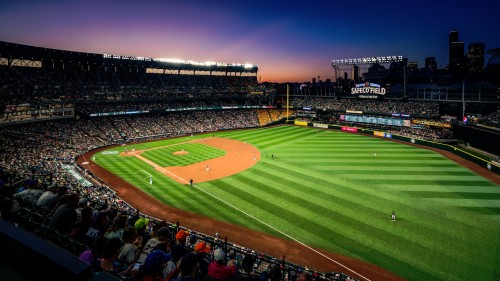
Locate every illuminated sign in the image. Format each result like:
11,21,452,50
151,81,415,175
344,115,406,127
351,82,386,95
392,113,410,118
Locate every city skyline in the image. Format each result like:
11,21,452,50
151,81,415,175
0,0,499,83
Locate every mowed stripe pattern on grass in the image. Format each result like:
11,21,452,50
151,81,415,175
141,143,225,167
95,126,500,281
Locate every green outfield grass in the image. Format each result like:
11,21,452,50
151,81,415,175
94,126,500,281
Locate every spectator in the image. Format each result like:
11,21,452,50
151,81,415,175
118,226,142,270
83,211,109,247
297,271,309,281
70,206,94,241
178,253,200,281
79,236,108,273
151,227,172,254
36,183,59,208
268,264,281,281
192,241,211,280
171,230,190,264
100,237,124,279
43,184,68,211
139,249,171,281
138,226,171,264
13,182,44,203
75,197,89,218
49,193,79,235
105,214,129,240
208,248,236,281
236,255,259,281
135,217,151,251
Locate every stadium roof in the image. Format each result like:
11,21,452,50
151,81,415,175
0,41,258,72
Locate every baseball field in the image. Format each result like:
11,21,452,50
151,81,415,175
88,125,500,281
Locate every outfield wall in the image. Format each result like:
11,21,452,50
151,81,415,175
291,120,500,175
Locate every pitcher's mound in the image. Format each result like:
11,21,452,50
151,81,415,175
173,151,189,155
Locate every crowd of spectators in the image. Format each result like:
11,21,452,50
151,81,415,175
256,109,294,127
386,126,453,141
0,106,359,281
74,94,274,116
288,97,454,141
290,97,440,118
0,64,275,112
477,110,500,128
0,109,264,178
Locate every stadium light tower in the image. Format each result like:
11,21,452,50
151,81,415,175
332,55,403,66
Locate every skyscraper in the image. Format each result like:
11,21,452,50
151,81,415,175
425,57,437,71
449,31,458,67
467,43,485,75
407,61,418,71
353,65,359,83
449,31,465,78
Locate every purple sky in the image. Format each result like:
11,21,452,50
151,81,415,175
1,0,499,83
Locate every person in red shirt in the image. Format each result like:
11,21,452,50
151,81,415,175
208,248,236,281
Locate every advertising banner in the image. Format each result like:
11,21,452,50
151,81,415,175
313,123,328,128
374,131,392,138
411,120,451,128
341,127,358,132
90,110,149,117
344,115,405,127
294,121,308,126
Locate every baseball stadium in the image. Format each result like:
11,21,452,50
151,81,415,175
0,41,499,281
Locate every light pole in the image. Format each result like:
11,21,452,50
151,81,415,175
403,65,406,99
462,79,465,122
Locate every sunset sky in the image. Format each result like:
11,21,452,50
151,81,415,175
0,0,499,83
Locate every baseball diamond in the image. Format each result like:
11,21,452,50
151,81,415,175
80,125,500,281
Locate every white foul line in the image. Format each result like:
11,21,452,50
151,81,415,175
136,155,370,281
140,170,153,178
